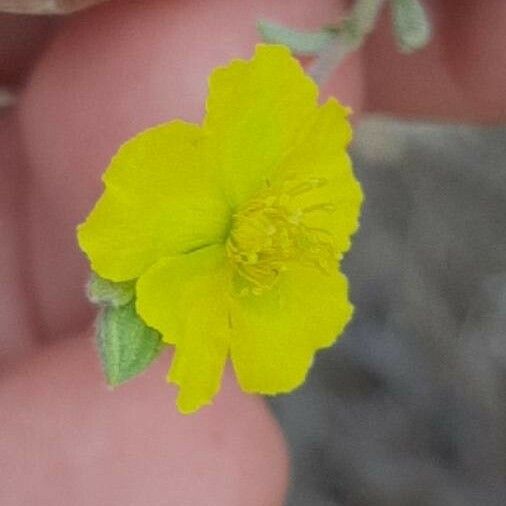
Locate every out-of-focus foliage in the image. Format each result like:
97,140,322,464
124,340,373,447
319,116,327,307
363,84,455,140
259,0,431,83
0,0,106,14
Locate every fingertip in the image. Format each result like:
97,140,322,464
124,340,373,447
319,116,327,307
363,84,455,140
0,335,288,505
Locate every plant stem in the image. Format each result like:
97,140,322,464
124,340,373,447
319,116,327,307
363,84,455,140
309,0,385,86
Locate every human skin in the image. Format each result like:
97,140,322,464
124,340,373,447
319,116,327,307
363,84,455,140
0,0,505,504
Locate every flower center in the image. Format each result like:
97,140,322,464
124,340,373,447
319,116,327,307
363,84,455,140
226,177,339,295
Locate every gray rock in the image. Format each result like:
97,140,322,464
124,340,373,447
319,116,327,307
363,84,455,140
271,118,506,506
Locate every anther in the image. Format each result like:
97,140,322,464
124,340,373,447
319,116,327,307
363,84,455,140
287,177,328,196
302,203,336,214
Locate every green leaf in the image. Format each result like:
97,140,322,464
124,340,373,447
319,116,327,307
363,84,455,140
344,0,386,45
88,273,135,307
391,0,431,53
97,300,164,387
257,20,337,55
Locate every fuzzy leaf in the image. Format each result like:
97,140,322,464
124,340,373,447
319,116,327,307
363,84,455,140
391,0,431,53
97,301,163,386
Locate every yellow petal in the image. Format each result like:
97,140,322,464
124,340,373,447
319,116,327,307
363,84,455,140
204,44,318,206
276,98,362,254
230,265,353,394
136,246,230,413
77,121,230,282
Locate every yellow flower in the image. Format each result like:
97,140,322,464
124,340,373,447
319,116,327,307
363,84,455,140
77,44,363,413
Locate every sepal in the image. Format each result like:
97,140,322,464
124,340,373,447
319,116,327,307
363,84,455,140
97,300,164,387
87,273,135,307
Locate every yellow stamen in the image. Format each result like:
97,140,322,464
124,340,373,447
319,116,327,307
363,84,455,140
226,177,339,295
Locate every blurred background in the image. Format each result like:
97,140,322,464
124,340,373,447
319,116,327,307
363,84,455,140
271,118,506,506
2,1,506,505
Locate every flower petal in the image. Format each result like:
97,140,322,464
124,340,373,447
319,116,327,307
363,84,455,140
136,246,230,413
204,44,318,206
277,98,363,254
230,265,353,394
77,121,230,281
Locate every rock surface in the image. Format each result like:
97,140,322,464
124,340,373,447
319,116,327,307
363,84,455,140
271,118,506,506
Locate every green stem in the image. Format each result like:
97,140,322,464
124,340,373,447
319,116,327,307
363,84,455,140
309,0,385,85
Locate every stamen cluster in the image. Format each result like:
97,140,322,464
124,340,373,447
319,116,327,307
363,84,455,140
227,177,339,295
